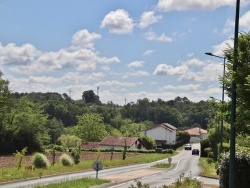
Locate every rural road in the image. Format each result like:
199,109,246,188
0,143,219,188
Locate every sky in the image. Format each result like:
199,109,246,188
1,0,250,105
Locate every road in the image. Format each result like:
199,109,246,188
0,143,219,188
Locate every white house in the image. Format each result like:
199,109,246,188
184,127,208,143
99,135,147,150
141,123,177,147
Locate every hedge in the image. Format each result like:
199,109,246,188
220,146,250,188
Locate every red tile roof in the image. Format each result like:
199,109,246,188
184,127,207,136
99,136,139,147
81,142,100,149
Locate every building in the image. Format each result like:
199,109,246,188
184,127,207,143
141,123,177,147
99,135,147,150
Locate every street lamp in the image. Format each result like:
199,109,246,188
206,53,226,158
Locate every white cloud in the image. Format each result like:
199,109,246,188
128,70,150,77
100,9,134,35
240,10,250,30
163,84,201,91
143,50,154,56
153,64,189,76
127,61,145,68
157,0,249,12
144,31,172,42
0,43,40,65
71,29,101,50
182,58,204,66
138,11,162,29
2,29,120,76
212,39,233,56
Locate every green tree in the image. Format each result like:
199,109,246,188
82,90,100,104
224,31,250,133
5,97,49,153
58,134,82,151
74,113,108,141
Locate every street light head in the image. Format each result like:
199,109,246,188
205,52,213,56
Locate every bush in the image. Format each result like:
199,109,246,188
220,147,250,188
32,153,50,168
200,139,210,157
60,153,74,166
54,145,64,152
71,148,81,164
162,149,174,154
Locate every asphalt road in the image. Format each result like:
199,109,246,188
0,143,219,188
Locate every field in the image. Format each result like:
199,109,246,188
0,151,141,168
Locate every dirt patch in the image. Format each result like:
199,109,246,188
0,152,142,168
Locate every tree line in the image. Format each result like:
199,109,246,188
0,73,213,154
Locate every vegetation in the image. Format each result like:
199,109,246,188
59,153,74,166
33,153,50,169
152,163,171,168
199,157,218,179
0,152,174,183
35,177,110,188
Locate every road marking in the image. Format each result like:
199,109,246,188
173,159,182,170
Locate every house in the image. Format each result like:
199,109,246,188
141,123,177,147
184,127,208,143
81,142,100,150
99,135,147,150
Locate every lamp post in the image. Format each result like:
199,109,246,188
230,0,240,187
206,53,226,158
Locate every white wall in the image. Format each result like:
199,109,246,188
145,126,176,144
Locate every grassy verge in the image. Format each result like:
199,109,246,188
0,152,176,183
152,163,171,168
199,157,219,179
35,177,110,188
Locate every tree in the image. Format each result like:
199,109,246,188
74,113,108,142
58,134,82,151
3,97,49,153
224,31,250,133
46,118,64,144
82,90,100,104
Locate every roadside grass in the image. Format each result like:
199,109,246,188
151,163,171,168
199,157,219,179
0,152,176,183
35,177,110,188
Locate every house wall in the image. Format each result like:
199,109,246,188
189,133,207,143
144,126,176,145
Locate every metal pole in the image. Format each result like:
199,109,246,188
229,0,240,187
219,57,226,157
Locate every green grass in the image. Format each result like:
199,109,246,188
199,157,219,179
35,177,110,188
0,152,176,183
152,163,171,168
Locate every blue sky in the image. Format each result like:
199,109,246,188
1,0,250,105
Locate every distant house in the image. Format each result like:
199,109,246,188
184,127,207,143
81,142,100,149
141,123,177,147
99,136,147,150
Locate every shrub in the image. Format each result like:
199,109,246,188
54,145,64,152
60,153,74,166
162,149,174,154
32,153,50,168
71,148,81,164
220,146,250,188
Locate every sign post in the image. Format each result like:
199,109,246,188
92,160,103,179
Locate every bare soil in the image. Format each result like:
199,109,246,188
0,152,141,168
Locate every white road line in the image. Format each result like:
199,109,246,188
173,159,182,170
